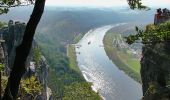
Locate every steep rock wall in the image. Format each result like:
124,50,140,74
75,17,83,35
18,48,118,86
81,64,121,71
0,20,52,100
141,42,170,99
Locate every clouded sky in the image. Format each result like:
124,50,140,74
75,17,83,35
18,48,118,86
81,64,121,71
45,0,170,8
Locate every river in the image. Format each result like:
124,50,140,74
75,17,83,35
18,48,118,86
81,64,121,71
76,24,142,100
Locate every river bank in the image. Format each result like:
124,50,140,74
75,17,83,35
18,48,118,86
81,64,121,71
76,24,142,100
103,27,141,83
66,44,101,100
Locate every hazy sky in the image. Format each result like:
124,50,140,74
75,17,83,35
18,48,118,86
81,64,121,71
46,0,170,8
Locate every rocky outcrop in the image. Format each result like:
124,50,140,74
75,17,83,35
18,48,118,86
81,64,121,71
36,56,53,100
141,42,170,99
2,20,25,69
0,20,53,100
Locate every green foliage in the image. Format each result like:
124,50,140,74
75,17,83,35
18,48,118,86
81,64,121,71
126,21,170,45
127,0,149,10
0,21,6,28
0,0,33,14
21,76,42,96
0,63,4,71
148,83,158,94
0,7,9,14
63,82,100,100
1,75,42,99
67,44,82,73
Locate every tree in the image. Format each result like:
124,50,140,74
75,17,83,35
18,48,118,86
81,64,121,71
0,0,144,99
1,0,46,99
0,0,34,14
127,0,148,10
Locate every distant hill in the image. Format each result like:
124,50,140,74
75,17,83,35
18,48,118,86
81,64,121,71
0,7,154,44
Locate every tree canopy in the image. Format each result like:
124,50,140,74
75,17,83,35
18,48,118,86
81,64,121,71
127,0,148,10
0,0,33,14
126,21,170,44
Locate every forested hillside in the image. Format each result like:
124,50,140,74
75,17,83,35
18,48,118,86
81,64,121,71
0,21,52,100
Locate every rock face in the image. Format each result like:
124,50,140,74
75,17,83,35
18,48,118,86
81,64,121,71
4,20,25,69
0,20,52,100
36,56,53,100
141,42,170,99
0,20,26,75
